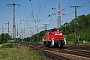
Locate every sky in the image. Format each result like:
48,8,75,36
0,0,90,38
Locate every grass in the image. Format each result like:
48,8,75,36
0,43,14,48
0,43,47,60
66,41,74,45
66,41,90,45
76,41,90,45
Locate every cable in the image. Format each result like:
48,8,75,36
39,0,90,30
36,0,49,16
69,0,82,6
81,1,90,7
30,0,33,13
60,0,82,17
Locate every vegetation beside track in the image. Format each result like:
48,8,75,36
0,43,47,60
66,40,90,45
0,14,90,46
24,14,90,45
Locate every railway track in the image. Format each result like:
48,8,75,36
17,42,90,60
44,48,90,60
62,49,90,58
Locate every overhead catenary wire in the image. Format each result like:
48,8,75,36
39,0,84,29
22,0,90,30
81,1,90,7
29,0,50,32
61,0,83,17
37,0,49,16
33,0,50,26
43,0,86,28
5,0,90,36
61,0,90,24
69,0,82,6
24,0,90,36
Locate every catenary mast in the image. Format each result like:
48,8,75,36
57,2,61,29
7,3,20,42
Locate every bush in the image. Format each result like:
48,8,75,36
66,33,74,41
1,43,14,48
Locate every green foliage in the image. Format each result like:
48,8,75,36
29,30,47,42
15,38,22,43
21,30,47,42
0,33,5,44
24,14,90,44
0,33,11,44
36,50,43,56
66,33,74,41
35,50,47,60
1,43,14,48
0,46,47,60
61,14,90,44
66,41,74,45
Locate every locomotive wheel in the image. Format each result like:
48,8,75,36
45,41,51,47
60,40,65,48
43,41,46,45
58,40,61,47
43,41,48,47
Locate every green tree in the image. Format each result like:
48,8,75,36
61,14,90,44
0,33,6,44
0,33,11,44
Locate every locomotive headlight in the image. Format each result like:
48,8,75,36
55,33,62,35
55,34,58,35
60,33,62,35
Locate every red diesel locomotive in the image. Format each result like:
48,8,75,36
43,28,65,48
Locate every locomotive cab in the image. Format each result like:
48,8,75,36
43,28,65,48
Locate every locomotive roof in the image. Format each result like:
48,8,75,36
49,28,60,30
48,28,61,32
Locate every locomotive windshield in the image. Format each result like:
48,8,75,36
49,29,54,32
49,28,58,32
